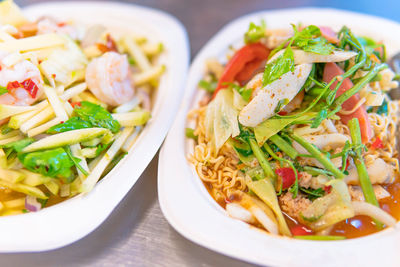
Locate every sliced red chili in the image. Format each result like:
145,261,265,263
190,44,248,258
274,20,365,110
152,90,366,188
7,81,21,91
371,137,384,149
324,185,332,194
70,101,82,108
20,79,39,98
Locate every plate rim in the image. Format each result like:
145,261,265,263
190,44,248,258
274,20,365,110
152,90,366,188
0,1,189,252
158,7,400,267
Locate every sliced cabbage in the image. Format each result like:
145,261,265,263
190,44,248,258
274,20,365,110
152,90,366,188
204,89,240,153
0,0,28,27
300,180,354,231
254,112,315,146
245,175,292,236
40,36,88,87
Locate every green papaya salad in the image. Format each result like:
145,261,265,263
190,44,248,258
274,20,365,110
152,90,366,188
0,0,165,215
188,20,400,240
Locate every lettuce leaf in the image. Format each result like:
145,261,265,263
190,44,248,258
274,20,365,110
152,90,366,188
204,89,240,153
254,113,315,146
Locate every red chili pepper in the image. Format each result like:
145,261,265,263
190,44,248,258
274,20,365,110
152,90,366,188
20,79,39,98
324,185,332,194
212,43,270,99
275,167,297,190
277,110,287,116
7,81,21,91
71,101,81,108
290,224,313,236
371,137,384,149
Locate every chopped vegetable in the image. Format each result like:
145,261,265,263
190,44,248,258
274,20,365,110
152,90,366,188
22,128,110,153
204,89,240,153
348,118,382,229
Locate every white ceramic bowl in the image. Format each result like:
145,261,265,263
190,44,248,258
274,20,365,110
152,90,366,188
0,1,189,252
158,8,400,267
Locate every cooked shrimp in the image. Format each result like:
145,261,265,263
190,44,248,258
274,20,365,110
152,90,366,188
0,52,43,106
85,51,135,106
37,17,81,40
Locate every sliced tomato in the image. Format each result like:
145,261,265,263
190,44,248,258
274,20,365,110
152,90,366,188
371,137,384,149
275,167,297,190
290,224,313,236
319,26,339,44
213,43,270,98
323,63,373,143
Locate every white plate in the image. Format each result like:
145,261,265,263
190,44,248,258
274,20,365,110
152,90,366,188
158,8,400,267
0,1,189,252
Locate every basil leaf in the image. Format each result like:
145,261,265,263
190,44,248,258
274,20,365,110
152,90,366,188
47,117,93,134
74,101,121,133
0,86,8,96
65,146,89,176
1,138,35,153
263,46,295,86
18,147,75,179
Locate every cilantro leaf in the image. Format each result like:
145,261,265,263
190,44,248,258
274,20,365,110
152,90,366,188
229,84,252,102
263,46,295,86
292,25,335,55
311,108,328,128
244,20,267,44
198,79,217,94
185,128,197,141
300,187,326,201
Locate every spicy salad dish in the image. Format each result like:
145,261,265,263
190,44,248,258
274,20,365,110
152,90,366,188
0,0,165,215
187,20,400,240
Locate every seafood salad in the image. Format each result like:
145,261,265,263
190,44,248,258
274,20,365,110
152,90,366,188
0,0,165,215
187,20,400,240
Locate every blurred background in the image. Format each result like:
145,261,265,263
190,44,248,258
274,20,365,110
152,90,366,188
4,1,400,266
17,0,400,56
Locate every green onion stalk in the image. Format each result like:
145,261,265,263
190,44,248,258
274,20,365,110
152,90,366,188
348,118,383,229
288,132,345,179
263,142,299,197
248,139,276,181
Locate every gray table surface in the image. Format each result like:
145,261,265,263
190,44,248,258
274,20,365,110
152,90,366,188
3,0,400,266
